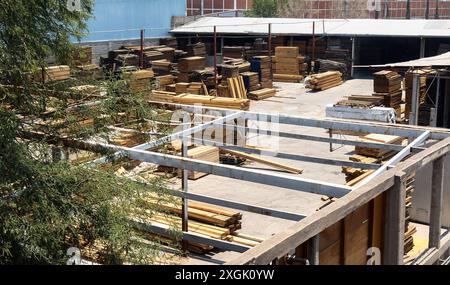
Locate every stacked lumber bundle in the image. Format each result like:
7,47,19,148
251,56,272,89
159,37,178,49
149,90,176,103
142,50,166,67
248,88,277,101
322,48,351,78
151,60,174,76
178,56,206,83
72,46,92,66
315,59,348,78
221,58,251,74
186,82,209,95
405,69,427,120
41,65,71,82
226,76,247,99
306,71,343,91
143,198,263,252
355,134,404,158
116,54,140,67
177,146,220,180
73,64,103,79
373,70,403,118
128,69,154,92
155,75,176,90
273,47,304,83
68,85,102,98
187,42,206,57
342,154,379,184
241,72,261,92
222,46,247,59
173,94,250,111
404,173,417,255
335,95,384,108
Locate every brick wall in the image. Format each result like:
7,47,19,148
186,0,253,16
278,0,450,19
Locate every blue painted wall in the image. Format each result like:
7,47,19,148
82,0,186,42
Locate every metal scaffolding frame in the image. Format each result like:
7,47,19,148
78,102,450,262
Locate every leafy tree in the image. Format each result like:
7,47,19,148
0,1,178,264
246,0,278,18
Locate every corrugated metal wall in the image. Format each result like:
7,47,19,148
83,0,186,42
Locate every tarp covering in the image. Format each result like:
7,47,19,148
366,52,450,68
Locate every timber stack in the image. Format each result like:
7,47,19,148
128,69,154,92
72,46,92,66
177,56,206,83
248,88,277,100
306,71,343,91
335,95,384,109
273,47,303,83
38,65,71,82
251,56,273,89
172,94,250,110
373,70,403,119
241,71,261,92
187,42,207,57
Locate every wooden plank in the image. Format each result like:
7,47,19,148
221,149,303,174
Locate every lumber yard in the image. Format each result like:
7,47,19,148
1,0,450,271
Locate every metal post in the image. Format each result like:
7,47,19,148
435,75,441,127
140,29,145,69
383,173,406,265
307,235,320,265
181,124,189,252
409,74,420,125
329,129,333,152
435,0,440,19
420,38,426,58
425,0,430,19
429,156,445,249
351,37,356,78
312,21,316,71
214,25,218,92
268,23,272,80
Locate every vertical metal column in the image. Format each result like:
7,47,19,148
268,23,272,80
140,29,145,69
429,156,445,249
214,26,218,92
181,125,189,252
312,22,316,72
409,74,420,125
435,75,441,127
351,37,356,78
307,235,320,265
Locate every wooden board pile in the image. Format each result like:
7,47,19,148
335,95,384,108
273,47,304,83
248,88,277,101
72,46,92,66
144,199,262,252
187,42,206,57
306,71,343,91
405,70,428,120
251,56,273,89
149,90,176,103
322,48,351,78
222,46,248,59
73,64,103,79
315,59,348,78
151,60,174,76
165,82,208,95
177,146,220,180
226,76,248,99
241,72,260,92
373,70,403,118
40,65,71,82
178,56,206,83
128,69,154,92
173,94,250,111
155,75,176,90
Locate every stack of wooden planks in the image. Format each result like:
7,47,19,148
128,69,154,92
172,94,250,110
155,75,176,90
222,46,247,59
177,146,220,180
178,56,206,83
241,71,261,92
404,173,417,255
226,76,248,99
248,88,277,101
251,56,273,88
306,71,343,91
273,47,304,83
355,134,404,158
151,60,173,76
149,90,176,103
335,95,384,108
373,70,403,118
74,64,103,79
143,197,263,252
186,42,207,57
166,82,208,95
72,46,92,66
41,65,71,82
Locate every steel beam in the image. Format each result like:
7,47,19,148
85,141,352,198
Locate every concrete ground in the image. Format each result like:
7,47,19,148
178,79,374,264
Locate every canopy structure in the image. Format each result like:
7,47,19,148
365,51,450,68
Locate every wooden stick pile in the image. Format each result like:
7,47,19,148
306,71,343,91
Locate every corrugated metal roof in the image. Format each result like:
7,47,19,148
369,51,450,68
171,17,450,38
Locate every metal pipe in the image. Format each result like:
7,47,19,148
268,23,272,80
312,21,316,72
181,123,189,252
140,29,144,69
214,25,218,92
